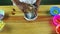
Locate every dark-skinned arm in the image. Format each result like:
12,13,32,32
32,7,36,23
12,0,30,13
35,0,41,8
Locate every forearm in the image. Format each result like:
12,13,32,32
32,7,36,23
35,0,41,7
12,0,29,9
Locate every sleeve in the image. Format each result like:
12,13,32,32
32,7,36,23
19,0,36,4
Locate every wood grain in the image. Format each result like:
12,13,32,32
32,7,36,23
0,5,60,34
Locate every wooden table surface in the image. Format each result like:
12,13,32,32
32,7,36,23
0,5,60,34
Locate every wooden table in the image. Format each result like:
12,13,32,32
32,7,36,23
0,5,60,34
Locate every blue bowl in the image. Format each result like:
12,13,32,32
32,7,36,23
0,10,5,20
50,6,60,16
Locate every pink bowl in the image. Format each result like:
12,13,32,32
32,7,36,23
53,14,60,26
